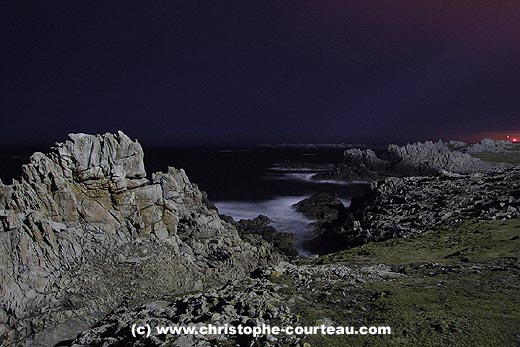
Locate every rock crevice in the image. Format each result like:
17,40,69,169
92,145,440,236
0,132,283,346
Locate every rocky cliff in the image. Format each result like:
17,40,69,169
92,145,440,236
60,167,520,346
0,132,282,346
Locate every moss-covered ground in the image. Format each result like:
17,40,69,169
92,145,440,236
286,218,520,346
471,150,520,164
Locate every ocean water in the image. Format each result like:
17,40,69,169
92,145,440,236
145,147,368,255
0,146,369,255
215,196,316,255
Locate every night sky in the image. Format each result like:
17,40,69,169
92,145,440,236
1,1,520,147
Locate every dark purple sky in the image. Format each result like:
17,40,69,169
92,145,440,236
1,1,519,146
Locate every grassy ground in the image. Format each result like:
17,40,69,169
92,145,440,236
290,219,520,346
471,151,520,164
307,219,520,265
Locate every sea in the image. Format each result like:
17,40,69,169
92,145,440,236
0,146,370,255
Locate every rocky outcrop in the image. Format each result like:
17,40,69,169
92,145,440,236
233,215,298,257
294,193,364,255
0,132,282,346
386,141,494,175
314,149,388,181
466,138,516,153
350,169,520,243
293,192,345,221
299,168,520,254
317,140,509,181
64,277,298,347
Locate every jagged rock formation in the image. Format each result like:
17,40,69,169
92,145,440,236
313,149,388,181
386,141,498,175
0,132,283,347
316,140,509,181
350,169,520,243
466,138,516,153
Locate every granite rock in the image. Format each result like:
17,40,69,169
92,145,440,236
0,132,283,347
348,169,520,244
317,140,510,181
466,138,516,153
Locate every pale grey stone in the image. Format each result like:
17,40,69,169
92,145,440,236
0,132,285,347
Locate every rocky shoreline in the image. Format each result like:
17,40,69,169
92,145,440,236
0,132,285,346
313,139,517,181
1,133,519,346
293,139,520,255
298,169,520,256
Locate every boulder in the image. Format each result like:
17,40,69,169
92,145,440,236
235,215,298,257
294,193,361,254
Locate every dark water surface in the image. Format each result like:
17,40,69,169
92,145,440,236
0,146,369,255
144,147,368,201
147,148,370,255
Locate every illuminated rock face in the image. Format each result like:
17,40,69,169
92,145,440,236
0,132,283,346
385,141,493,175
316,140,512,182
467,138,517,152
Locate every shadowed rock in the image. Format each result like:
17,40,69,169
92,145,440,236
233,215,298,257
346,169,520,245
294,193,364,254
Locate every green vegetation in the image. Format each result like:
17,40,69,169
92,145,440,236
294,219,520,347
471,151,520,164
302,219,520,266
